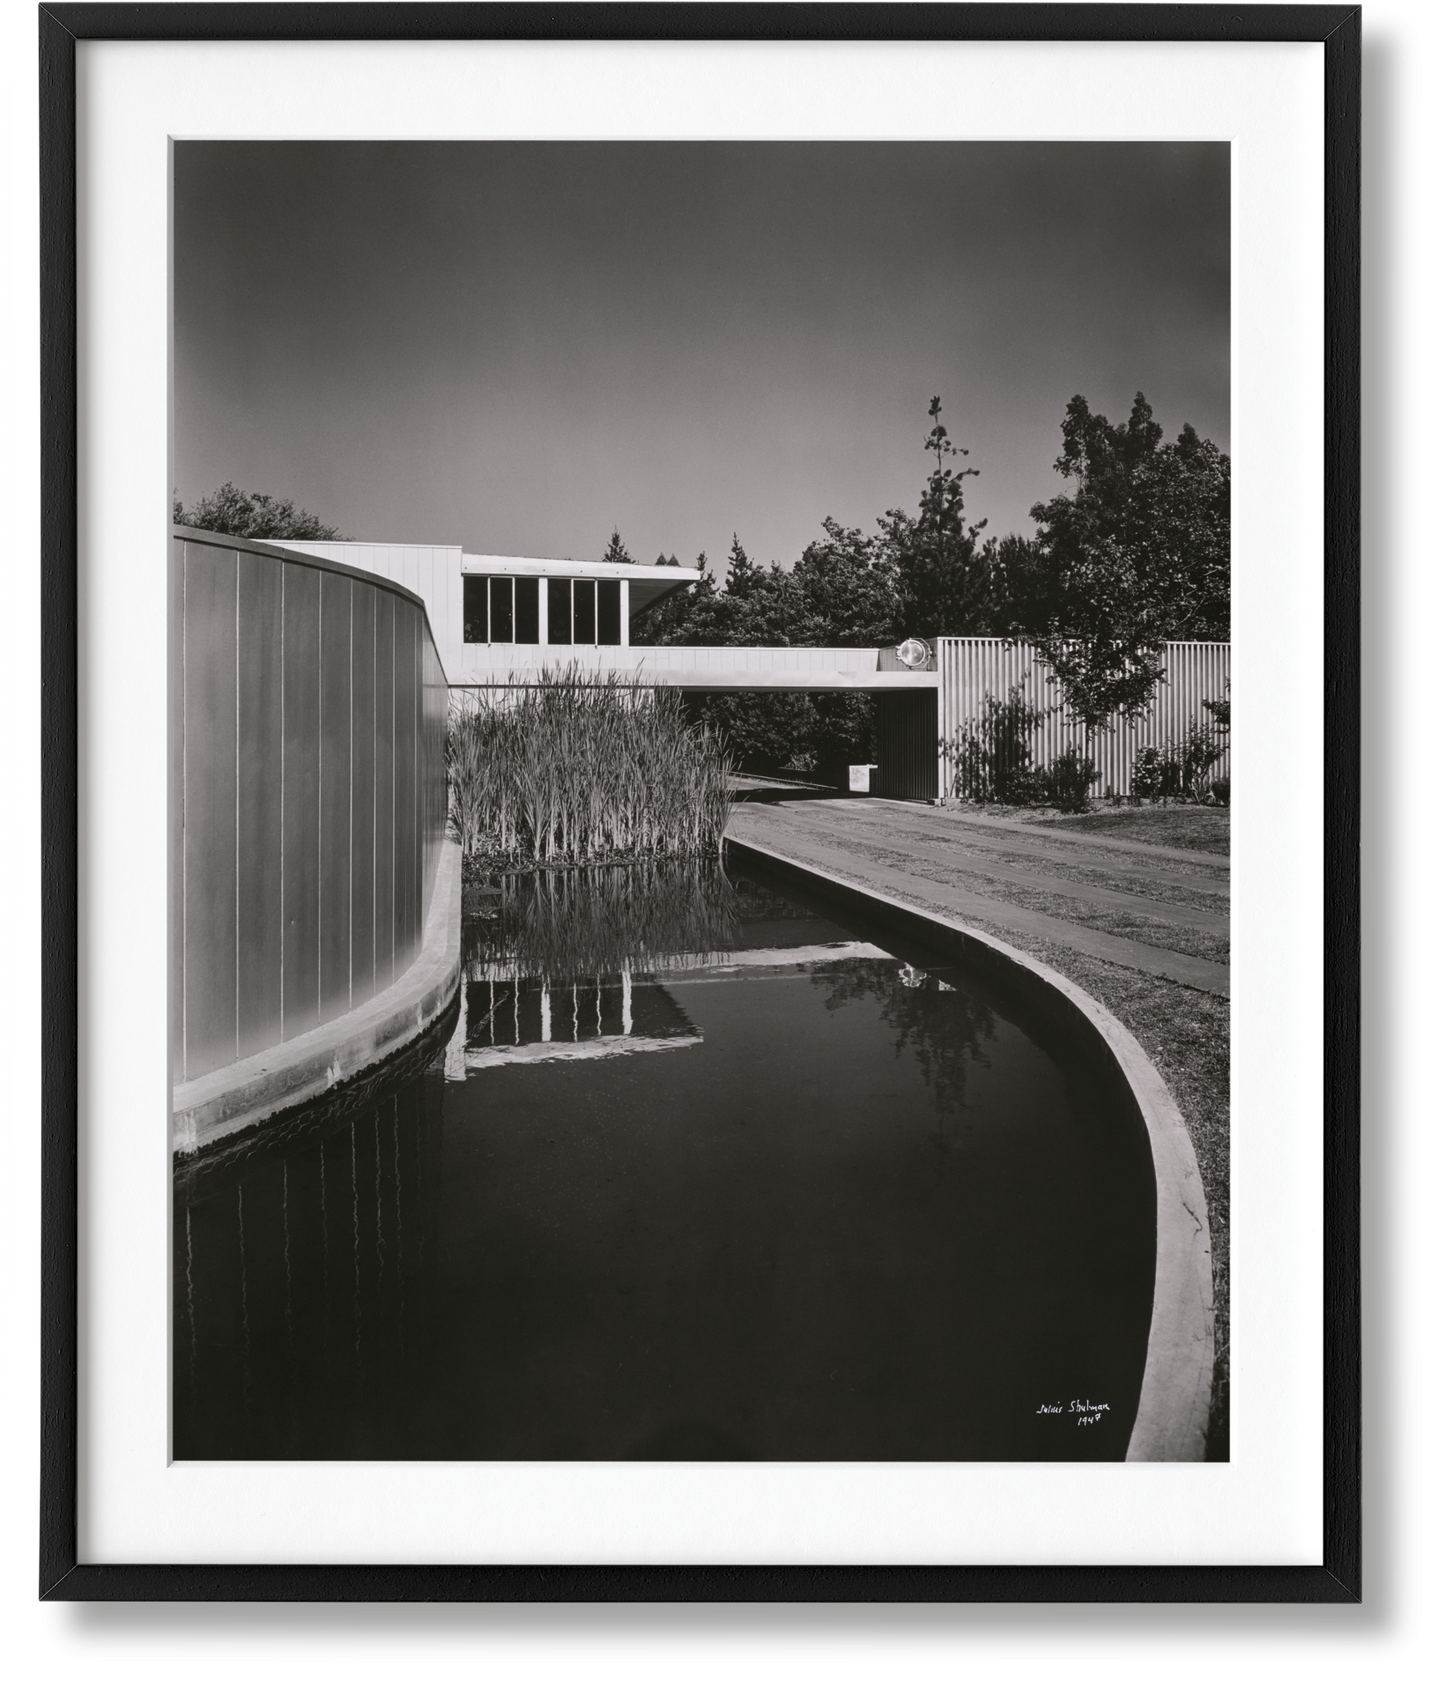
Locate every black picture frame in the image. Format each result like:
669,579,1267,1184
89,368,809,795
38,2,1361,1603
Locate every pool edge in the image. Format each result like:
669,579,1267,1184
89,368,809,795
172,840,463,1156
724,831,1216,1464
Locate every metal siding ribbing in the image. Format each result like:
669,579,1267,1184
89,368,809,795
171,542,186,1083
349,582,377,1009
173,533,450,1088
271,540,464,684
280,562,321,1042
421,626,448,919
235,551,283,1060
317,571,353,1027
875,690,940,800
180,542,239,1080
393,606,418,976
374,591,395,988
935,639,1231,799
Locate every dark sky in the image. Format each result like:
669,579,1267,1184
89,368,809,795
173,141,1229,573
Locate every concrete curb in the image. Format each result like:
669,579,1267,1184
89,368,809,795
173,841,463,1155
726,832,1215,1463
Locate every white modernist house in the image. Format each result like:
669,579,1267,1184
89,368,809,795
274,540,940,693
275,540,1228,801
275,540,942,797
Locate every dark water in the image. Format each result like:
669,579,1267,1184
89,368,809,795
174,865,1156,1461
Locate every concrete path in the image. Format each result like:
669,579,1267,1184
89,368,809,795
761,804,1228,932
727,799,1230,998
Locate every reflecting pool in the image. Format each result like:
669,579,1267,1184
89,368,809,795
174,864,1156,1460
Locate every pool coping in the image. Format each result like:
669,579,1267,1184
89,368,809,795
725,831,1216,1463
172,840,463,1156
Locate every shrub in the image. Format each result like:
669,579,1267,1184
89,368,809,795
1210,777,1230,806
940,682,1051,803
1177,721,1226,802
1130,717,1227,805
1131,744,1169,804
1038,746,1096,813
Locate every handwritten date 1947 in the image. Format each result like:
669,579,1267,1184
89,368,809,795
1036,1400,1111,1426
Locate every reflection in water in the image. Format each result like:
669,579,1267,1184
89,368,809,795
448,969,703,1075
464,859,741,979
178,1072,445,1460
175,864,1156,1462
236,1185,250,1427
811,958,997,1124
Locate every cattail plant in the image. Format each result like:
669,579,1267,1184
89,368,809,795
447,666,733,868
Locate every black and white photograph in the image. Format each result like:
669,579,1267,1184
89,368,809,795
13,0,1402,1644
170,138,1231,1466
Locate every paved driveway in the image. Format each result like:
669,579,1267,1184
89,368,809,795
727,798,1230,999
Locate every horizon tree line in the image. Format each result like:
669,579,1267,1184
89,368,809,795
176,389,1229,775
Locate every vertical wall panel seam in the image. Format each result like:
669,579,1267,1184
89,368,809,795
317,580,323,1019
391,602,398,982
414,612,420,952
234,553,240,1064
348,580,354,1012
180,544,188,1083
372,591,377,996
279,565,286,1039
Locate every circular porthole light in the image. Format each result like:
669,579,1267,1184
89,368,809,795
895,638,931,669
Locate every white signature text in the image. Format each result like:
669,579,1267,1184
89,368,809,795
1036,1400,1111,1427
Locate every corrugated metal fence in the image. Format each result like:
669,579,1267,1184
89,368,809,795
172,531,449,1086
935,638,1230,800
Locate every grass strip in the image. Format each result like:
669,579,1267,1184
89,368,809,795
1032,806,1232,856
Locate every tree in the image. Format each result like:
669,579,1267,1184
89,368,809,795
1027,391,1231,739
655,552,681,567
878,397,991,638
978,532,1053,638
724,534,762,600
789,518,899,647
633,553,734,645
631,519,895,774
601,528,634,565
627,388,1230,776
173,482,343,540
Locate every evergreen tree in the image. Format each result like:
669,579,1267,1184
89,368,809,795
877,397,991,637
789,518,898,646
979,532,1052,638
724,534,762,598
601,528,634,565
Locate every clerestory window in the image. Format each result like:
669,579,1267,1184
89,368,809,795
546,578,623,647
463,576,539,644
464,574,622,646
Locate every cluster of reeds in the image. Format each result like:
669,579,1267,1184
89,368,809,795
447,668,733,866
463,860,741,980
